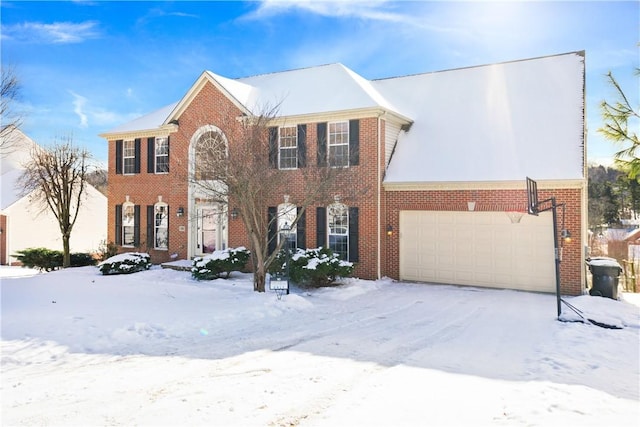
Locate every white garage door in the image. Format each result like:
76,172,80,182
399,211,556,292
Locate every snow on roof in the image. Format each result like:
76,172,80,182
378,52,585,183
104,102,179,135
104,52,585,183
235,63,401,117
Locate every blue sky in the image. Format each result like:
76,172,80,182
1,0,638,167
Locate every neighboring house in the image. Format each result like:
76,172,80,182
0,130,107,265
607,227,640,263
101,51,586,295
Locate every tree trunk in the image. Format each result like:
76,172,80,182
62,233,71,268
254,266,266,292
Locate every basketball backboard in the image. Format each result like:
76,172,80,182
526,177,539,215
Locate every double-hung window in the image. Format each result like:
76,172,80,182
123,140,136,174
122,202,136,246
154,203,168,249
279,126,298,169
327,201,349,260
155,137,169,173
328,121,349,167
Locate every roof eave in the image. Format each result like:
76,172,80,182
99,123,178,141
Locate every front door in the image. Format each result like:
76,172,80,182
195,205,227,256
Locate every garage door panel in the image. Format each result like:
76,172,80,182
399,211,555,292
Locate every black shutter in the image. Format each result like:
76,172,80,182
115,140,123,175
133,205,141,247
268,207,277,255
115,204,122,245
134,139,141,174
269,127,278,169
297,124,306,168
349,120,359,166
348,207,359,262
296,208,306,249
147,137,155,173
316,207,326,248
147,205,154,249
317,123,327,166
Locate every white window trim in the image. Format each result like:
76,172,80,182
278,126,298,170
328,121,349,168
327,201,349,259
123,139,136,175
122,200,135,247
154,202,169,250
277,201,297,248
155,137,169,174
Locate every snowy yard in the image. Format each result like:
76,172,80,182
1,264,639,426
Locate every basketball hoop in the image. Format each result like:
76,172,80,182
506,211,524,224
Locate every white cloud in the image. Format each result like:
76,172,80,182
1,20,100,44
69,91,89,128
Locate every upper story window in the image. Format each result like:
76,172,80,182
195,130,226,180
115,139,140,175
123,140,136,174
154,202,168,250
328,121,349,168
327,199,349,260
279,126,298,170
155,137,169,173
316,121,358,168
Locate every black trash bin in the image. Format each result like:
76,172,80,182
588,258,622,300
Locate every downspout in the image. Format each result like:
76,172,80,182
377,113,382,279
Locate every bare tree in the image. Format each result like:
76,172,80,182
190,105,365,292
19,135,92,267
0,65,23,155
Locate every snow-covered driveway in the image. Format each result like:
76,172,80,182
2,266,639,426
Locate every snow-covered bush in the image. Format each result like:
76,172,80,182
98,252,151,275
191,247,250,280
271,247,354,287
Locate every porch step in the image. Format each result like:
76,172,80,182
160,259,192,271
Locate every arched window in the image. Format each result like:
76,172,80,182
154,201,168,250
122,199,136,247
278,196,297,250
327,199,348,260
195,129,226,180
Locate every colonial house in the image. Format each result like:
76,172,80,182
101,51,586,295
0,129,107,265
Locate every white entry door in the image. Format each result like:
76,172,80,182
195,205,227,256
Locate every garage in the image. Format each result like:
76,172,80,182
399,210,556,292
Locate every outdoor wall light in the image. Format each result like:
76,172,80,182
231,208,239,220
176,207,184,217
386,224,393,236
561,229,572,243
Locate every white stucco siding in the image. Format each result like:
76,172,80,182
384,120,402,167
4,186,107,264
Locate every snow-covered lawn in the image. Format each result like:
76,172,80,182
1,265,639,426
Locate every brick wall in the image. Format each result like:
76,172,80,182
107,80,384,278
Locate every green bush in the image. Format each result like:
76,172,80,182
191,247,251,280
71,252,97,267
270,247,354,287
13,248,97,271
13,248,62,272
98,252,151,275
